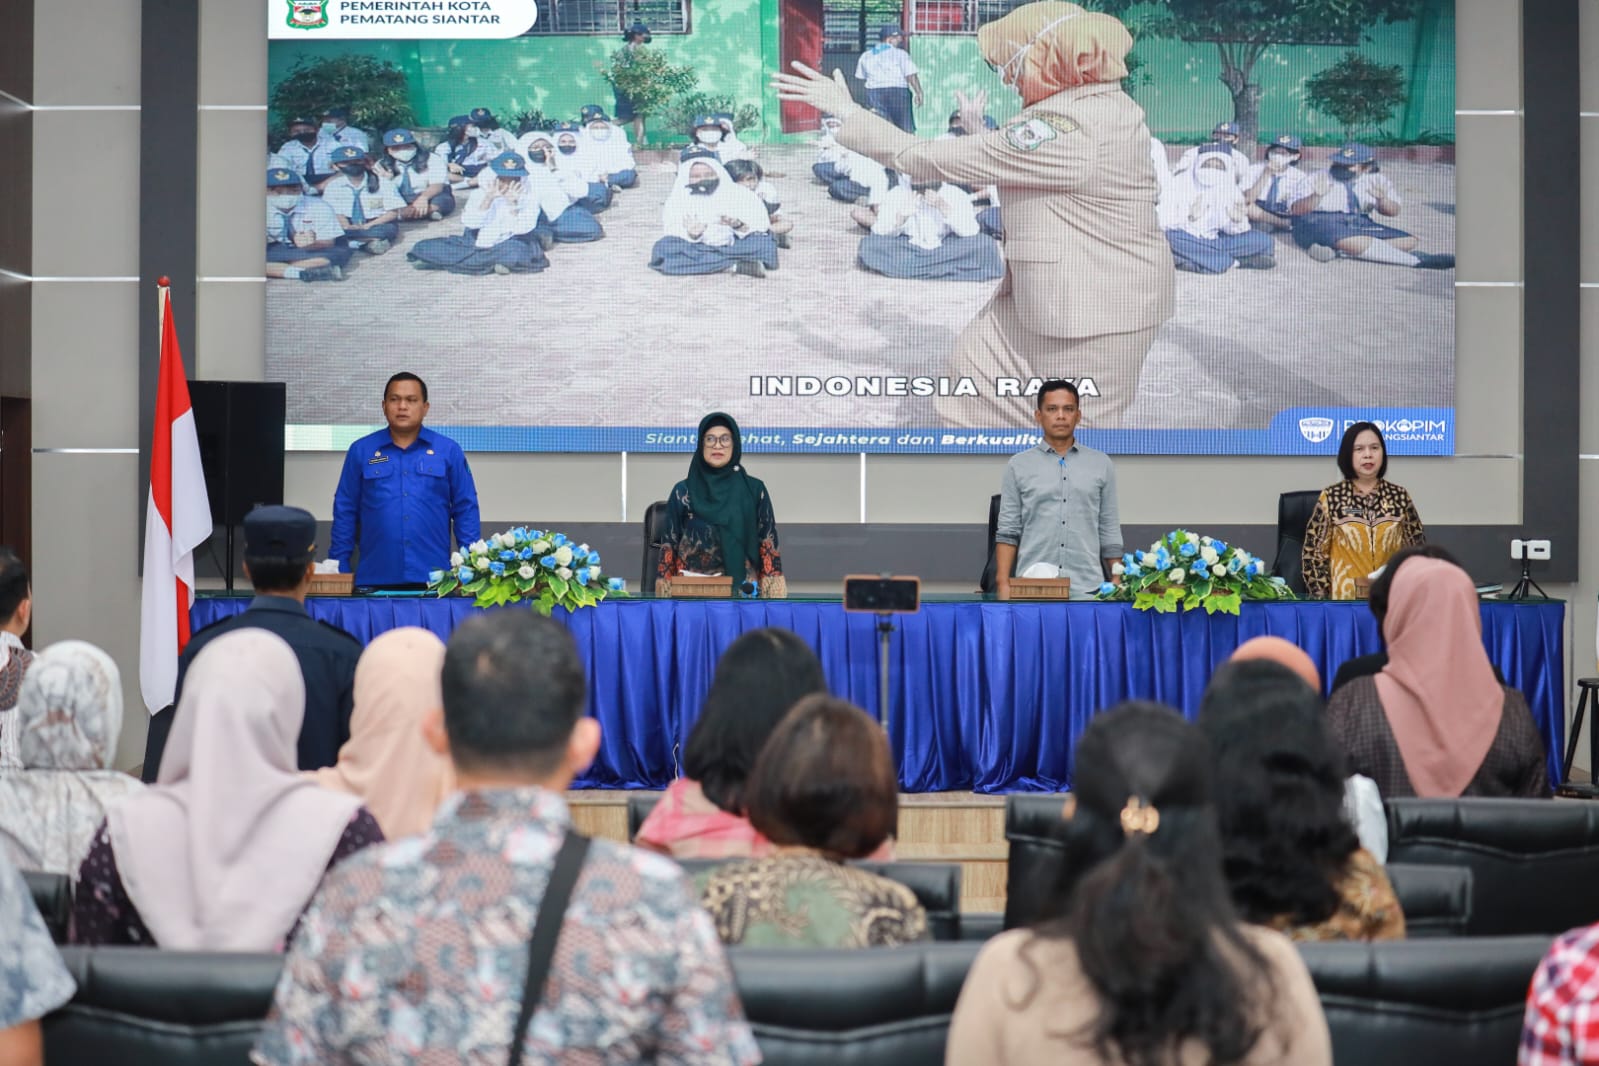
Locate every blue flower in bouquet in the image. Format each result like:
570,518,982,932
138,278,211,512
540,555,559,570
1179,541,1198,558
1125,562,1142,578
519,547,534,561
586,553,601,569
607,577,626,592
574,568,591,587
428,569,444,584
1190,561,1208,577
489,561,506,576
1211,540,1229,556
552,533,569,548
1098,582,1116,596
457,566,473,583
498,550,516,562
1245,560,1260,579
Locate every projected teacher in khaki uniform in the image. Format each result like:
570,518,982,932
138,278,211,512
775,1,1173,428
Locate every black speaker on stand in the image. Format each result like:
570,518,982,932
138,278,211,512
189,381,287,589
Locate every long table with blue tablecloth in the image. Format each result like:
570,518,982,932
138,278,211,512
191,596,1567,793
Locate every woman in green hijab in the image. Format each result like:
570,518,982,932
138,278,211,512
656,413,787,598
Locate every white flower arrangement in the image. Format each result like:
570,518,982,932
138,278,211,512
1096,530,1294,615
428,528,626,613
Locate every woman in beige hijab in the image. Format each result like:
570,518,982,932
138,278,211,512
310,627,454,838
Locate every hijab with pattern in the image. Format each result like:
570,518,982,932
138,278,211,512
310,627,454,839
977,1,1132,108
0,641,145,874
685,412,766,586
107,629,365,950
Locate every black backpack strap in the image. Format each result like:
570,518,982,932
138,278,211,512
507,831,591,1066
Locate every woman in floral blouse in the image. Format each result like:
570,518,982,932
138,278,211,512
656,412,786,598
1302,421,1425,599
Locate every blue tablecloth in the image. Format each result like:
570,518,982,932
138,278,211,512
191,598,1567,793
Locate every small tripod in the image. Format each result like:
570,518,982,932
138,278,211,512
1507,558,1547,600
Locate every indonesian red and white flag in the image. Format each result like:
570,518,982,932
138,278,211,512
139,282,212,714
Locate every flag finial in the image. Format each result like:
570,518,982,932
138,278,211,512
157,276,170,287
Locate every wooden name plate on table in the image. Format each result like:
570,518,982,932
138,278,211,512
1007,578,1072,600
307,573,355,596
666,575,734,598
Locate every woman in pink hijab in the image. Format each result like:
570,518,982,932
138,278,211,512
70,629,385,950
310,627,454,839
1325,557,1548,799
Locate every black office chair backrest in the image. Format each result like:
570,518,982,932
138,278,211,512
1386,797,1599,935
1271,489,1322,595
641,500,669,596
1383,862,1472,937
677,859,964,941
627,792,661,841
46,947,282,1066
979,493,1001,593
24,870,72,944
1002,794,1067,929
1299,935,1551,1066
730,942,981,1065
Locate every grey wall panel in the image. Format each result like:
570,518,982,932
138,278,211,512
33,0,138,106
31,282,140,448
0,0,33,105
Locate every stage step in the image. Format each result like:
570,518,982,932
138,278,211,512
568,789,1034,914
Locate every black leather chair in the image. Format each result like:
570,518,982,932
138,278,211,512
24,870,72,944
1386,797,1599,936
1271,489,1321,595
1002,794,1068,929
46,947,281,1065
978,493,1002,593
1300,935,1551,1066
641,499,669,596
730,942,981,1065
678,859,964,941
1383,863,1472,937
627,792,662,840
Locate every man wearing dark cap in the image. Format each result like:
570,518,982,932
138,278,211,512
141,505,362,782
276,116,321,183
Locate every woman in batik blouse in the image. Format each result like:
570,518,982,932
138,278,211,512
656,412,786,597
1302,421,1425,599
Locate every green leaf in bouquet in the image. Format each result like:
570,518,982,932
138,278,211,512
534,590,557,617
516,576,535,594
547,574,569,598
434,577,459,597
463,578,487,595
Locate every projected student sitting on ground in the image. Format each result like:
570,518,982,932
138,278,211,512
774,0,1175,430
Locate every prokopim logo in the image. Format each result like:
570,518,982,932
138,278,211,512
1298,417,1335,444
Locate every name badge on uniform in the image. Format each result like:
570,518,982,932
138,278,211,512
1003,114,1075,152
367,454,389,465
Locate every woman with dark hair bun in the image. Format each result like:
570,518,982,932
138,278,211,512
947,701,1330,1066
1201,660,1405,942
1301,420,1425,599
635,627,828,860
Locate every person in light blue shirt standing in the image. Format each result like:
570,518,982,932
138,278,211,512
855,26,923,133
994,379,1123,601
330,373,481,586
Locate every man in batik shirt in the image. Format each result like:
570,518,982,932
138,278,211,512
252,612,761,1065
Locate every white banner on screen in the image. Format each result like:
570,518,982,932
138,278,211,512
269,0,536,39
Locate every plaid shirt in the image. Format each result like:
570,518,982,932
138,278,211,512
252,787,760,1065
1521,923,1599,1065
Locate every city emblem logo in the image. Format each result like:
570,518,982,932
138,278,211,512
287,1,329,31
1298,416,1335,444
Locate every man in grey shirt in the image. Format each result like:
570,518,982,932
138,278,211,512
994,380,1123,600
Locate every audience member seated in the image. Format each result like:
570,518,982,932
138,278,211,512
70,630,383,949
1326,558,1548,799
0,847,75,1066
0,547,35,768
946,702,1332,1066
1520,921,1599,1063
1201,660,1405,942
308,627,454,839
636,626,828,859
699,694,927,948
0,641,144,875
1227,637,1387,859
143,505,363,780
1329,543,1504,693
252,611,759,1064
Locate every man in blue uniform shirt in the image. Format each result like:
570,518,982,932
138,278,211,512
142,505,363,781
330,372,481,586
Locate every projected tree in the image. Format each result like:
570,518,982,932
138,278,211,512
1097,0,1424,145
1305,52,1408,140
